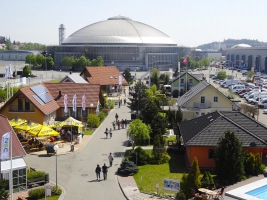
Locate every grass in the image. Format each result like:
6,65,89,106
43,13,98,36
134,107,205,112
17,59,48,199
133,151,188,196
83,129,94,135
49,79,61,83
164,135,177,142
39,195,60,200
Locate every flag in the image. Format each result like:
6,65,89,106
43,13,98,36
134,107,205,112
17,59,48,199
82,94,86,111
178,62,180,73
182,57,188,65
119,75,122,86
1,132,10,160
64,94,68,113
169,68,173,79
72,94,77,112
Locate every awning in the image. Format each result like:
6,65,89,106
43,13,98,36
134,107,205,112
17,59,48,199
1,158,26,173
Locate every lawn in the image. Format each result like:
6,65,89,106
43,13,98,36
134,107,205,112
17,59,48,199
49,79,61,83
133,151,189,195
83,129,94,135
39,195,60,200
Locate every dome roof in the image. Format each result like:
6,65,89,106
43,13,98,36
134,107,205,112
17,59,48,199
231,44,251,48
62,16,176,45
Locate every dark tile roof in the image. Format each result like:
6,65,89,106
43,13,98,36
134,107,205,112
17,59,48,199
44,83,100,108
177,80,210,107
81,66,128,85
0,115,27,158
179,111,267,148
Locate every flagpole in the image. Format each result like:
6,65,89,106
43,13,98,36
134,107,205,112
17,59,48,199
10,127,13,200
186,60,188,92
178,62,180,98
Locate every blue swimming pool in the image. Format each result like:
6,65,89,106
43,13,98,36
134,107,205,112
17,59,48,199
245,184,267,199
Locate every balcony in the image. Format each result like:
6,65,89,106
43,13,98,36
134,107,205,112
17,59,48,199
9,105,35,112
194,101,211,109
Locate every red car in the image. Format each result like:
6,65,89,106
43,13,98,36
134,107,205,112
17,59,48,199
238,88,251,96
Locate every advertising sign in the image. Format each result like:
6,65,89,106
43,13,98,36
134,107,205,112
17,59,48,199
164,179,179,192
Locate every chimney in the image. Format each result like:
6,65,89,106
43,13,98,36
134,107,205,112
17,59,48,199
59,90,62,97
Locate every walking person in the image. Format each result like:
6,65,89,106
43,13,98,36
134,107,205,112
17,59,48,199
95,164,101,181
121,119,124,129
112,121,116,130
108,153,114,167
109,128,112,138
118,101,121,108
117,120,120,130
105,128,108,139
124,119,128,128
124,98,126,105
115,113,119,122
102,163,108,180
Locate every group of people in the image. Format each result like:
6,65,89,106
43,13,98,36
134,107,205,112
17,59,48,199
95,153,114,181
104,128,112,139
113,113,128,130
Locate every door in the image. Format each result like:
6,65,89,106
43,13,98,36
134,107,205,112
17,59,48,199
200,96,205,108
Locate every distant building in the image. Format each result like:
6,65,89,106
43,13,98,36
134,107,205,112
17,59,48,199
0,50,39,61
48,16,190,71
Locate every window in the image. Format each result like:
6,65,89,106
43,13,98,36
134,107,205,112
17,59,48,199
201,96,205,103
189,79,193,86
208,149,214,159
214,96,218,103
18,99,23,111
25,99,30,111
180,79,184,86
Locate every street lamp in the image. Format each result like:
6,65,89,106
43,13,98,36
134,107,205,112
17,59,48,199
90,103,93,129
60,69,61,78
53,145,59,189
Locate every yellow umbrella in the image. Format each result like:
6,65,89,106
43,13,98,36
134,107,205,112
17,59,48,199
9,117,27,127
28,125,60,137
54,117,83,128
14,121,42,132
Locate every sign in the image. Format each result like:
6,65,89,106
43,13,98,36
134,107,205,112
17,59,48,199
156,183,159,189
164,179,179,192
1,132,10,160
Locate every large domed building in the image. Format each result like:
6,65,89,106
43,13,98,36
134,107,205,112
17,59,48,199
48,16,190,71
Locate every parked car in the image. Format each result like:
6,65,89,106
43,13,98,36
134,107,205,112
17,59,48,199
258,98,267,108
238,88,251,96
250,96,267,105
229,85,245,93
263,109,267,114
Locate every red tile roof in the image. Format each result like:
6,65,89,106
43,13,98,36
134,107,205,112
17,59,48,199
81,66,128,85
0,115,27,158
20,85,60,115
44,83,100,108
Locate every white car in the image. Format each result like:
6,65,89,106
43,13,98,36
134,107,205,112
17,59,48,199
263,109,267,114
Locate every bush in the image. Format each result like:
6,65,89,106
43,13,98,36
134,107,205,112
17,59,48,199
98,111,106,121
176,190,186,200
51,185,62,195
128,146,150,165
22,65,32,77
118,159,139,176
244,152,264,175
27,171,45,180
28,187,45,199
101,108,110,115
87,114,100,128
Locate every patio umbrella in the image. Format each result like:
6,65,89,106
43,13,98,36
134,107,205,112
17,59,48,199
28,125,60,137
54,117,84,128
9,117,27,127
14,120,42,132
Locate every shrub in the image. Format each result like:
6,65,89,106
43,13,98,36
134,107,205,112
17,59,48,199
128,146,150,165
87,114,100,128
118,159,139,176
98,111,106,121
101,108,110,115
22,65,32,77
28,187,45,199
176,190,186,200
27,171,45,180
51,185,62,195
244,152,264,175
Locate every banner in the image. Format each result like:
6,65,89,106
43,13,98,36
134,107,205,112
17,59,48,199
182,57,188,65
164,179,179,192
1,132,10,160
72,94,77,112
119,75,122,86
178,62,180,73
82,94,86,111
169,68,173,79
64,94,68,113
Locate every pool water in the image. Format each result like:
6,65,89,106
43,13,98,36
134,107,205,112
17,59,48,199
245,184,267,200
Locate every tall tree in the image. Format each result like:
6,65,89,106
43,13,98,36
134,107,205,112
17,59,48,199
46,56,54,70
150,114,168,139
36,54,45,68
122,69,133,83
139,98,159,125
214,130,245,185
127,81,147,113
0,179,9,200
126,119,150,149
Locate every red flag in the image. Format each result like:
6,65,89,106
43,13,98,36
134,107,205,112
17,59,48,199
182,57,188,65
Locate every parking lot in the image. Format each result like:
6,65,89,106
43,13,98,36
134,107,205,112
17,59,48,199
193,67,267,124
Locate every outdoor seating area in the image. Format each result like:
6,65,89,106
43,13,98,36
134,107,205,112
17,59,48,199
191,187,224,200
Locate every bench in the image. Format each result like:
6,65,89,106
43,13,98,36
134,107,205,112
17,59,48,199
27,179,45,188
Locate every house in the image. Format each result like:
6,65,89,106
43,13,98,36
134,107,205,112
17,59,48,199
0,114,27,192
169,72,202,97
0,84,60,124
44,83,101,121
60,72,88,84
80,66,128,96
179,111,267,168
176,80,234,120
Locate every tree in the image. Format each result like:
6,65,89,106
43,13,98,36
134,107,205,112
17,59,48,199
36,54,45,68
175,106,183,123
46,56,54,70
5,41,13,50
122,69,133,83
216,71,227,80
214,130,245,185
239,103,259,118
23,65,32,77
152,134,170,164
25,54,37,66
0,179,9,200
150,68,160,88
139,98,159,125
62,56,75,68
150,114,168,139
126,119,150,149
87,114,100,128
246,70,255,81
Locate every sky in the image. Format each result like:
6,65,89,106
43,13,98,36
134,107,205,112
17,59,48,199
2,0,267,47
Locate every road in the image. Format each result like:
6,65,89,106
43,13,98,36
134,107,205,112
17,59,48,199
24,97,131,200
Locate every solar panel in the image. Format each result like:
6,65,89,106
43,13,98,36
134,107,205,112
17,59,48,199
39,93,52,103
31,85,52,104
32,95,44,105
31,85,47,95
